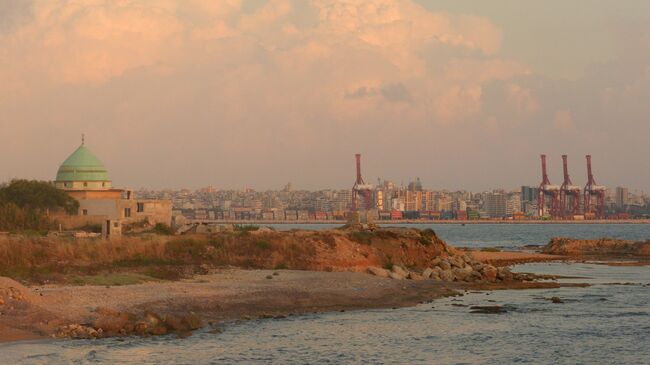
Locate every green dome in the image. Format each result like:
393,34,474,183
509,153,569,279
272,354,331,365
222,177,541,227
56,144,110,182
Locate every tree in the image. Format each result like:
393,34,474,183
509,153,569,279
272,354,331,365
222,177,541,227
0,179,79,231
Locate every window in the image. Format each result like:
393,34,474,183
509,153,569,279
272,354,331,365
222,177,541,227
82,209,88,216
83,182,88,187
124,208,131,218
137,203,144,213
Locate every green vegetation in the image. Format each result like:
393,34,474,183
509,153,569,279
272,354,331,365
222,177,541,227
417,228,437,246
234,224,260,233
0,179,79,231
256,241,272,250
153,223,174,235
480,247,501,252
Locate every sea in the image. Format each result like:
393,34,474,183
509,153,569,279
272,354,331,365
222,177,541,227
2,224,649,365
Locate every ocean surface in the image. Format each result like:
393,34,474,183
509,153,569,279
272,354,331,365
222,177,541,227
2,224,649,365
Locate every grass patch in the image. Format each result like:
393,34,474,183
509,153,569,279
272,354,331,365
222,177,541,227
480,247,501,252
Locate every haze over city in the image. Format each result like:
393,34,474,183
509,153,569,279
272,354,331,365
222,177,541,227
1,0,649,191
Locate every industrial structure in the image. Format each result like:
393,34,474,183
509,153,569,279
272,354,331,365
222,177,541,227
537,154,561,218
537,154,607,219
351,153,373,211
559,155,582,218
583,155,606,219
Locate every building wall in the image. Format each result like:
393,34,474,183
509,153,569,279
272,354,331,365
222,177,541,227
55,181,112,190
78,199,120,219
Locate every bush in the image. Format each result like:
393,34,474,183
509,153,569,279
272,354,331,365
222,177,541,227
234,225,259,233
256,241,272,250
0,179,80,231
153,223,174,235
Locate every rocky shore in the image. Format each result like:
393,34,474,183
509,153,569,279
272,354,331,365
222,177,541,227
0,269,578,343
2,228,627,343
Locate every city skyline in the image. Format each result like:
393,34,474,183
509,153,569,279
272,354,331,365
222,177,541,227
1,1,649,191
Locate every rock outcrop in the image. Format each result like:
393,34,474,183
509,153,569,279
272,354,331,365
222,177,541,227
543,238,650,257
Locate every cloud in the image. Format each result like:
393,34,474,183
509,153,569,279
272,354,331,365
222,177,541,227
0,0,648,190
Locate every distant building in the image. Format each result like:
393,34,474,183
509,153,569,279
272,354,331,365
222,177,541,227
506,193,521,216
53,139,172,236
520,186,538,209
615,186,629,208
484,192,507,218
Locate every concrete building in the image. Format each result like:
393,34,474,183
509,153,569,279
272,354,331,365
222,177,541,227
484,192,507,218
506,193,522,216
615,186,629,208
53,139,172,236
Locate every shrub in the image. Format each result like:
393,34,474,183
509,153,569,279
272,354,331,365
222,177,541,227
153,223,174,235
234,224,260,233
256,241,272,250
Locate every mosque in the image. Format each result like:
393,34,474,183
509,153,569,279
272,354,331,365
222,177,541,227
53,137,172,237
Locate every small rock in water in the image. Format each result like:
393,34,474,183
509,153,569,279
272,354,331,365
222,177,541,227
550,296,563,304
469,305,508,314
266,275,273,279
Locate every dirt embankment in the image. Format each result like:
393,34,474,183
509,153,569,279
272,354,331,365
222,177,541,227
542,237,650,258
0,228,456,284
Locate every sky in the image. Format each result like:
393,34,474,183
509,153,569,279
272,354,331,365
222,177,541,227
1,0,649,192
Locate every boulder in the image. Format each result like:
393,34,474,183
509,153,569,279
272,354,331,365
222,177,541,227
481,265,498,281
391,265,409,277
497,267,513,281
429,272,441,281
367,266,391,278
407,272,424,280
182,312,203,330
431,257,442,267
389,272,405,280
422,268,434,279
438,260,452,271
439,269,454,281
450,256,465,268
452,267,471,281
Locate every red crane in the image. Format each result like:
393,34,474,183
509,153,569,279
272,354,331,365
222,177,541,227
538,154,561,218
560,155,582,218
583,155,606,219
351,154,373,211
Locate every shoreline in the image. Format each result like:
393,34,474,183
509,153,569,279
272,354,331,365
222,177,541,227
185,219,650,225
0,268,583,345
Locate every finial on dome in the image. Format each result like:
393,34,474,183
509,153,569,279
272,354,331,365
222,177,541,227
81,133,85,145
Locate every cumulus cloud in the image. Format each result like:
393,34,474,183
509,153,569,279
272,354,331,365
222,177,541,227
0,0,648,190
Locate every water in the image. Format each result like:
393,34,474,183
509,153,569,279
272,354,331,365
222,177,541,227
268,223,650,249
2,224,649,364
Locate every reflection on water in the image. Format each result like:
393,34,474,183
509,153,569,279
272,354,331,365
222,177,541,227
2,263,649,365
